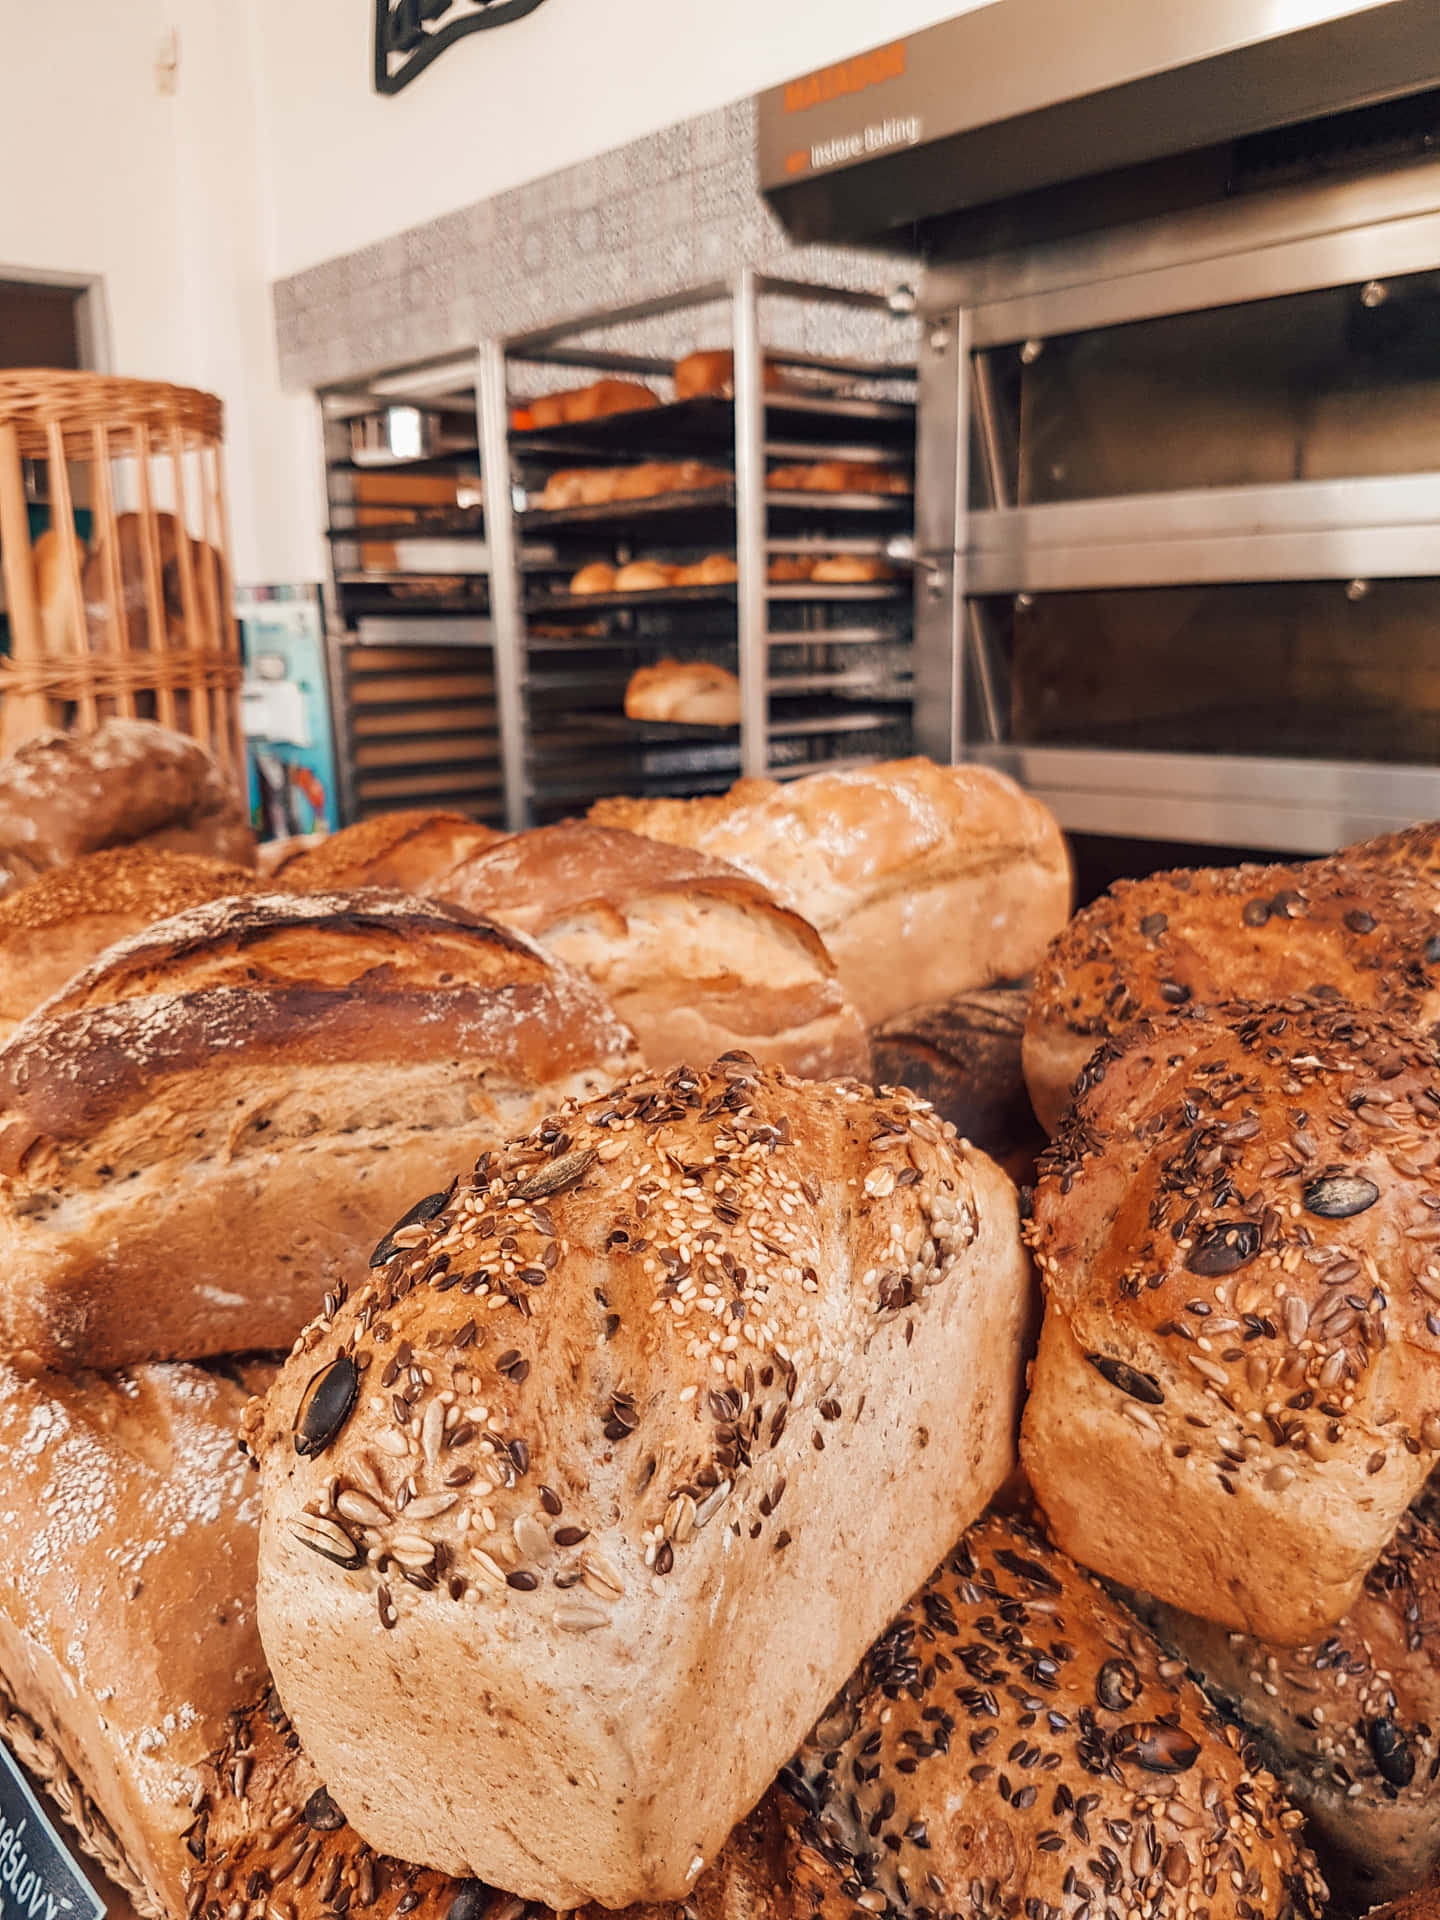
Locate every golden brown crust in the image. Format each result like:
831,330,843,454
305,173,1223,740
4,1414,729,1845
0,721,254,897
0,846,260,1038
1140,1508,1440,1908
1024,840,1440,1135
426,822,870,1079
275,812,504,893
0,890,641,1367
769,1510,1324,1920
528,378,660,427
624,660,741,725
588,759,1072,1026
252,1058,1034,1905
1023,997,1440,1642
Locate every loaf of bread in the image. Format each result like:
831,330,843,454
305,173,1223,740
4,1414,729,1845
732,1511,1325,1920
528,379,659,428
767,461,909,495
589,758,1072,1026
870,984,1041,1161
1366,1863,1440,1920
766,553,816,582
614,560,678,592
0,890,640,1368
1138,1507,1440,1909
569,561,617,594
1025,841,1440,1134
0,720,255,897
1023,997,1440,1644
624,660,740,726
272,810,504,892
0,1356,271,1917
429,822,869,1078
0,845,259,1041
672,350,787,400
252,1060,1034,1907
810,553,895,583
672,552,738,586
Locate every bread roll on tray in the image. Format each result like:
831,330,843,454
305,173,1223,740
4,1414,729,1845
272,810,504,892
252,1060,1035,1907
742,1511,1324,1920
569,561,617,594
624,659,740,726
613,560,678,592
590,758,1072,1027
428,821,868,1080
672,349,786,400
1138,1507,1440,1908
0,720,254,897
1025,833,1440,1135
528,379,659,428
0,890,640,1368
1023,996,1440,1644
0,845,259,1041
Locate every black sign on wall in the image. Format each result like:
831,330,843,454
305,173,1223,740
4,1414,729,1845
374,0,550,95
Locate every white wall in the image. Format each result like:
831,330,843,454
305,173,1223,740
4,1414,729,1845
251,0,981,280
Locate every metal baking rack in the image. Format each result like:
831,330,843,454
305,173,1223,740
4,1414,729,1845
317,353,513,826
499,274,918,822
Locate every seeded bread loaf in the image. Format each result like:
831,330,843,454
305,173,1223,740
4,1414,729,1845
1137,1507,1440,1909
1024,836,1440,1135
272,811,505,891
0,891,640,1369
0,720,254,896
0,846,260,1042
0,1357,271,1917
1022,997,1440,1644
425,822,869,1081
589,759,1072,1027
755,1511,1324,1920
1365,1863,1440,1920
250,1058,1035,1908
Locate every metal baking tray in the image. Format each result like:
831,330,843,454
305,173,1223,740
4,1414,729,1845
511,392,915,462
526,582,738,613
519,485,735,530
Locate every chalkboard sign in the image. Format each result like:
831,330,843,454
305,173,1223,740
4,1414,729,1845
0,1747,105,1920
374,0,550,94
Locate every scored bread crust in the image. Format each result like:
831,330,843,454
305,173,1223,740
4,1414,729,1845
0,845,260,1041
1024,838,1440,1136
273,811,505,892
0,1357,272,1917
1022,997,1440,1644
252,1058,1034,1908
764,1511,1325,1920
0,890,640,1368
431,823,869,1081
1137,1507,1440,1909
589,759,1072,1026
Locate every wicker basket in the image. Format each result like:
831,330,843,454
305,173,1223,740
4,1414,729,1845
0,370,245,779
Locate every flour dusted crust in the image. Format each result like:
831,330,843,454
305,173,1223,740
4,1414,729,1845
0,1358,270,1916
1139,1508,1440,1909
0,845,260,1041
624,655,741,723
0,890,640,1368
0,720,254,895
589,759,1072,1026
758,1511,1324,1920
434,822,869,1081
273,811,505,891
1023,998,1440,1643
252,1058,1033,1907
1024,834,1440,1135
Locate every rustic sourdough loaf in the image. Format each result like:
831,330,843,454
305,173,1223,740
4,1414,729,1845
0,845,259,1041
272,810,505,891
1137,1507,1440,1909
589,759,1071,1026
423,822,870,1081
1024,829,1440,1135
1023,998,1440,1643
737,1511,1325,1920
0,719,254,896
0,890,640,1368
870,984,1038,1162
251,1058,1034,1908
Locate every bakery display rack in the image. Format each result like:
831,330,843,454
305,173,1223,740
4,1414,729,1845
502,274,918,823
318,356,518,826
